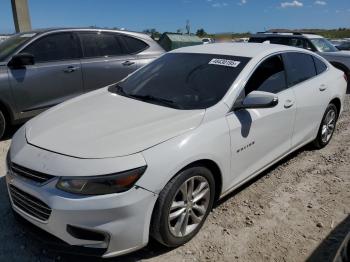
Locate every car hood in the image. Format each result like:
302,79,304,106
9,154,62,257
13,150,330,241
26,88,205,159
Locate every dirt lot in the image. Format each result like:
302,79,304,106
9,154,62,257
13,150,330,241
0,95,349,262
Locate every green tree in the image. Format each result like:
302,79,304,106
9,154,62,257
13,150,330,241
196,28,207,37
143,28,161,39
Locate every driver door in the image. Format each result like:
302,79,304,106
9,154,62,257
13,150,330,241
8,32,83,118
225,54,296,188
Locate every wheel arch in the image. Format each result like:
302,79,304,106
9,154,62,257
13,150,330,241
330,61,350,76
0,99,13,124
176,159,223,202
329,97,341,117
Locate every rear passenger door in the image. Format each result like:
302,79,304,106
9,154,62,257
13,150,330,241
78,31,137,92
118,34,154,69
283,52,330,148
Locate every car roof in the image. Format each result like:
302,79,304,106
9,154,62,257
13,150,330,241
171,43,306,58
250,32,324,39
17,27,151,40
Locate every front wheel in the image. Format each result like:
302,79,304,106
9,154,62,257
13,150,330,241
313,103,338,149
150,166,215,247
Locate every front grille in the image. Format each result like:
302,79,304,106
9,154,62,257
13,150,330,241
9,185,52,222
10,163,55,184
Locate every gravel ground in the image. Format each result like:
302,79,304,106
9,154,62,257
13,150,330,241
0,94,349,262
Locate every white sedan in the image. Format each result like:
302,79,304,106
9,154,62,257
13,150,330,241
5,43,347,258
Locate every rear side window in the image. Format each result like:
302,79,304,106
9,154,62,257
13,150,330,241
283,53,317,87
23,33,81,62
119,35,148,54
313,57,327,74
245,55,287,95
79,32,124,58
248,37,265,43
269,37,291,45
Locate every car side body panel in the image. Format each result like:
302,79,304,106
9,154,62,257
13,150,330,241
138,102,232,195
0,65,16,123
0,28,164,125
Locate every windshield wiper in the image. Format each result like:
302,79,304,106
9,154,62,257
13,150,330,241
129,94,182,109
110,84,182,109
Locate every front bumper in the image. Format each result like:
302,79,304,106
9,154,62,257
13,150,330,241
6,169,158,258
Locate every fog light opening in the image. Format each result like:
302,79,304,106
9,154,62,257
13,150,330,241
67,225,108,242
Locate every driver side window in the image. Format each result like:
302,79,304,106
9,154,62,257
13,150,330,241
245,55,287,95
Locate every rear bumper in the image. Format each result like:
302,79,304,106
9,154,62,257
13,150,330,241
6,170,158,258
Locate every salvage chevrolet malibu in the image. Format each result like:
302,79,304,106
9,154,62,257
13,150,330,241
6,43,347,258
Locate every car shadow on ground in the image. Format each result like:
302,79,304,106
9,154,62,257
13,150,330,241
306,215,350,262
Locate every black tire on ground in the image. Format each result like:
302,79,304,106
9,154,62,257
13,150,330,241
312,103,338,149
0,110,6,140
150,166,215,247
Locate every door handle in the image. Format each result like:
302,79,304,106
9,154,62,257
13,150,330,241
284,99,294,109
63,66,79,73
319,84,327,91
122,61,135,66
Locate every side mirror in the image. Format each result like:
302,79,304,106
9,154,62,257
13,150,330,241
8,53,34,68
235,91,278,110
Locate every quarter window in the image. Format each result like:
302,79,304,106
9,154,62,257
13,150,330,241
245,55,287,95
79,32,124,58
22,33,81,62
283,53,317,87
119,35,148,54
313,57,327,74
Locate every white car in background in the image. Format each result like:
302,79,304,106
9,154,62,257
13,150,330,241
6,43,347,258
202,37,212,44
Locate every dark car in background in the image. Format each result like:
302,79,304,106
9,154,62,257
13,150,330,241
249,32,350,78
336,41,350,51
0,28,164,139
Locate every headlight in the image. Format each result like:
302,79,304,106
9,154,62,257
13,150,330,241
56,166,146,195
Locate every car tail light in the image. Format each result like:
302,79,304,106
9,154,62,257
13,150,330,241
344,73,348,83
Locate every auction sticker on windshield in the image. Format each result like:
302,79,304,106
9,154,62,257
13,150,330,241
209,58,241,68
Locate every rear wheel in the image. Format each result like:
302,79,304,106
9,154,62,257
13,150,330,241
150,166,215,247
0,110,6,140
313,103,338,149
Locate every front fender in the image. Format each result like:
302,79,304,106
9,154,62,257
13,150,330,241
136,116,231,196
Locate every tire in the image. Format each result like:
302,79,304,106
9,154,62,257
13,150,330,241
150,166,215,247
0,110,6,140
313,103,338,149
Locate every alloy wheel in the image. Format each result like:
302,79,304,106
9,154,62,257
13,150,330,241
168,176,210,237
321,108,336,143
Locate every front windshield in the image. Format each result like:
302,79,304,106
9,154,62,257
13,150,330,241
111,53,251,110
310,38,338,52
0,33,36,61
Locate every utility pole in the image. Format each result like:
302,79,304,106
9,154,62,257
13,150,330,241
11,0,31,32
186,20,190,35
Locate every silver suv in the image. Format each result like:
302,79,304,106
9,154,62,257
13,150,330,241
249,32,350,77
0,28,164,139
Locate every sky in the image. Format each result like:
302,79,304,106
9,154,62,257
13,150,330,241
0,0,349,34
